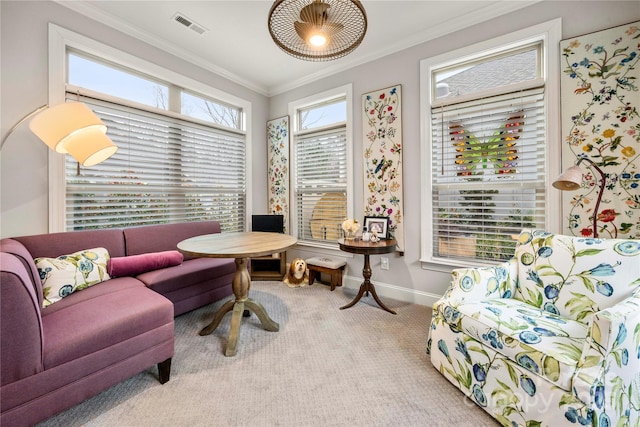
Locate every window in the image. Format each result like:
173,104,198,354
56,32,249,232
181,91,242,130
289,85,353,247
420,20,561,265
68,52,170,110
68,51,243,130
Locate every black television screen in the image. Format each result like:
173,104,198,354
252,215,284,233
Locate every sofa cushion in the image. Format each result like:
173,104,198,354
513,230,640,323
123,221,222,260
35,247,111,307
135,257,235,295
14,228,126,259
41,277,173,368
108,250,183,277
447,298,588,390
41,276,143,315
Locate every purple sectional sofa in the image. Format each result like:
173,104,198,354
0,220,235,426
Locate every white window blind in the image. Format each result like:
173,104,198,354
65,93,246,232
295,126,347,244
431,87,545,262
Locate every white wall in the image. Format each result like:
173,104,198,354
2,1,638,306
0,0,269,238
269,1,640,305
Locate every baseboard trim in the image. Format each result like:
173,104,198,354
342,275,441,307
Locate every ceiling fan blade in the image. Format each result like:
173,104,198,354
299,1,330,25
294,21,314,40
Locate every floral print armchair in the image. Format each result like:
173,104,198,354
427,230,640,427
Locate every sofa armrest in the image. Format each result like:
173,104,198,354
427,258,518,355
572,283,640,424
1,253,44,386
435,258,518,310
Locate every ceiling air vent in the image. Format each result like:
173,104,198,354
173,13,207,35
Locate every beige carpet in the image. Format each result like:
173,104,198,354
37,281,499,427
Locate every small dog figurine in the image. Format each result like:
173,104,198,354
283,258,309,288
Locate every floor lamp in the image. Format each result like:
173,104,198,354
1,102,117,167
552,157,606,238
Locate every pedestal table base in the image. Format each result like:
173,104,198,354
198,257,279,356
339,252,396,315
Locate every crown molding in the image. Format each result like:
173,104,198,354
52,0,270,96
53,0,541,98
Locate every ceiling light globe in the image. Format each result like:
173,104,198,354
309,33,328,46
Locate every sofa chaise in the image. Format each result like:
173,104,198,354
428,229,640,426
1,220,235,426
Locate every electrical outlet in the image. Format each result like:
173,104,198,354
380,257,389,270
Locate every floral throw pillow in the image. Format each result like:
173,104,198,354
35,247,111,308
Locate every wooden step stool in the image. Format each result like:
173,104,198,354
306,257,346,291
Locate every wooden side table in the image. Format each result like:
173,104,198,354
338,238,397,314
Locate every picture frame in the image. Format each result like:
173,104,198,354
559,21,640,239
362,84,404,250
364,216,390,240
266,115,290,232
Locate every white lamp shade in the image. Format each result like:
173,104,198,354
64,128,118,167
552,165,583,191
28,102,107,153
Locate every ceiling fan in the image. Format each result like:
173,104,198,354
268,0,367,61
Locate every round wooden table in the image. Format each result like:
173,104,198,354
338,238,397,315
178,232,297,356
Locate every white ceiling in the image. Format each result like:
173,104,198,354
57,0,538,96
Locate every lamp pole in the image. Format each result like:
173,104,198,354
576,157,606,238
0,105,48,149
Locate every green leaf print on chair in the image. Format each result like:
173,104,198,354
427,230,640,426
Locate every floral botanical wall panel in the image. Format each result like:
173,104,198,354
560,21,639,239
363,85,404,251
267,116,289,232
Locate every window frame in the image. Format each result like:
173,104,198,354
47,23,252,232
419,19,562,267
288,84,354,250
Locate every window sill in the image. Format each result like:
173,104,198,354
420,256,499,272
